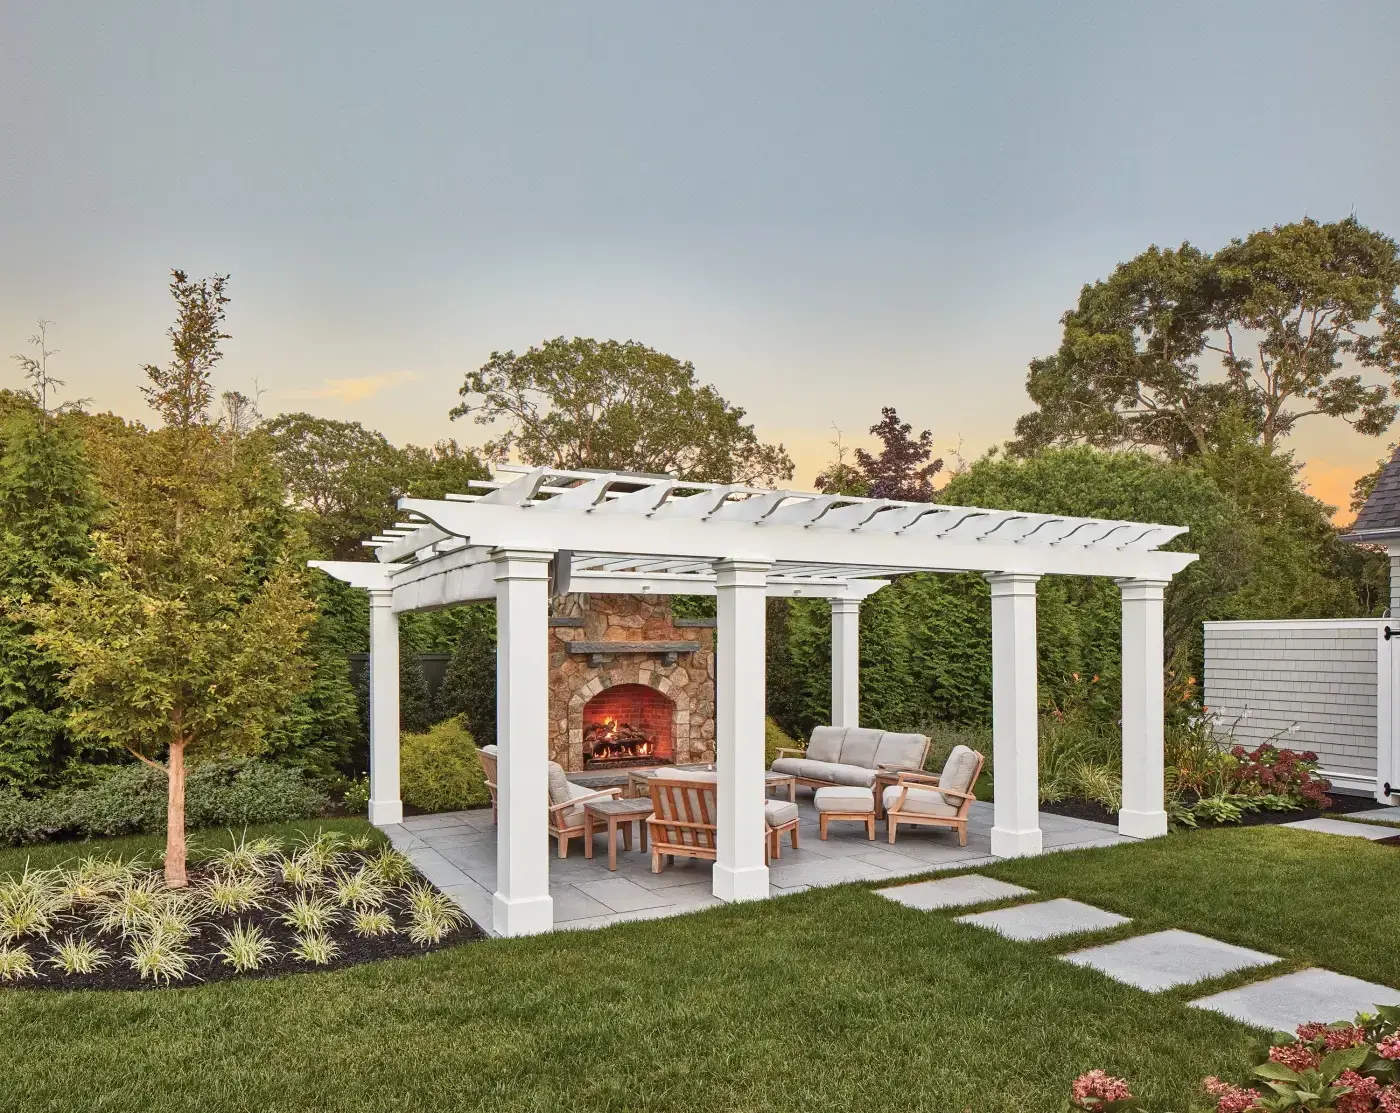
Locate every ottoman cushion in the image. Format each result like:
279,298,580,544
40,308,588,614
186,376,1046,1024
814,786,875,813
764,800,799,828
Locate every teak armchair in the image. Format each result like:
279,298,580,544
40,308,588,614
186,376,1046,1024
646,772,718,873
883,748,984,847
477,745,499,824
550,785,623,858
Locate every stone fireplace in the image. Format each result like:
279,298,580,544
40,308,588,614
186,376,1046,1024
548,593,716,772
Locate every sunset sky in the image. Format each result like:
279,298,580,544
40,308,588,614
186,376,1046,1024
3,2,1398,521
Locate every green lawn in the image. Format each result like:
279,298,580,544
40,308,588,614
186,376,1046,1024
0,825,1393,1112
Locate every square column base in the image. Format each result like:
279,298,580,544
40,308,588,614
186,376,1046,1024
368,799,403,826
493,893,553,937
713,863,769,902
991,826,1043,859
1118,809,1168,839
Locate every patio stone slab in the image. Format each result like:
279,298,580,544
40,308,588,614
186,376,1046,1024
1191,968,1400,1032
956,898,1129,941
1063,929,1278,991
574,877,674,913
1282,817,1399,840
875,873,1033,911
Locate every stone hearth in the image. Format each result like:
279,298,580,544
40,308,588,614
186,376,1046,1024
549,594,716,772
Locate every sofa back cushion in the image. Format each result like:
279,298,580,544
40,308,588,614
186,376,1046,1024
838,727,883,769
806,726,847,764
874,732,927,771
939,745,980,799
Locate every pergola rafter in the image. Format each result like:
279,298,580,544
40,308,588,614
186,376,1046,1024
314,465,1197,938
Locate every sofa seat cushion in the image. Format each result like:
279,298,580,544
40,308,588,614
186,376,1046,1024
837,727,883,769
823,762,878,788
873,731,927,771
770,756,807,778
764,800,799,828
805,726,847,764
883,784,959,818
813,786,875,813
559,781,597,827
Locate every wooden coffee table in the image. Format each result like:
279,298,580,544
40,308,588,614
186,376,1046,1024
583,797,654,871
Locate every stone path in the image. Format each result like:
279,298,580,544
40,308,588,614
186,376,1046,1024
1063,930,1276,991
1281,816,1399,840
956,898,1129,942
1190,969,1400,1032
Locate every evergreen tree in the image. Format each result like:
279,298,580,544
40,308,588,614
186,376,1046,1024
433,604,497,745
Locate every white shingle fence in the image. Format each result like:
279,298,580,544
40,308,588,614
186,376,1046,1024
1203,619,1394,800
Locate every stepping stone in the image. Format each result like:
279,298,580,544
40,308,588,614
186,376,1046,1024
1282,817,1398,841
1063,929,1278,992
955,898,1129,941
875,874,1033,911
1350,806,1400,822
1191,968,1400,1033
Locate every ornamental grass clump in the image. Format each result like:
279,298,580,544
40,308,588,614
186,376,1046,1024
331,866,387,911
206,832,282,877
290,931,339,965
48,934,110,975
278,892,340,934
64,855,145,905
126,922,198,984
0,865,68,942
366,847,414,886
0,943,37,982
94,874,172,939
350,909,396,938
404,881,465,945
215,921,276,973
202,872,269,915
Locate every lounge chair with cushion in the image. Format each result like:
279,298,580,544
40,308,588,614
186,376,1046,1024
478,744,499,823
882,745,984,846
646,770,801,872
770,726,930,791
547,760,622,858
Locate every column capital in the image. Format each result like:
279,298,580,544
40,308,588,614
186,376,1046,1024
367,586,394,607
985,571,1041,595
830,595,862,614
714,558,771,587
491,548,553,581
1116,578,1169,600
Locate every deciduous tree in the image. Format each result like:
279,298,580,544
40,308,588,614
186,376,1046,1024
451,337,793,484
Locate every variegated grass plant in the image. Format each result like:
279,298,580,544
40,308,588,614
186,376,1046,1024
201,872,270,916
48,934,111,975
0,943,38,982
0,864,69,943
403,882,465,946
215,921,277,973
278,892,340,934
350,909,396,938
127,922,199,985
366,847,414,886
331,866,388,911
290,931,340,965
205,832,283,878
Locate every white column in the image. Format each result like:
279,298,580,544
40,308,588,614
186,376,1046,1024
830,596,861,727
713,558,771,902
1118,578,1169,838
367,588,402,826
987,572,1042,858
492,548,554,937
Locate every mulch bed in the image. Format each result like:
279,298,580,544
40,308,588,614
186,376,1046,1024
1039,791,1382,830
3,841,488,992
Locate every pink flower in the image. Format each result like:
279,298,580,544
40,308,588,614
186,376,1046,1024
1379,1035,1400,1060
1296,1022,1328,1041
1269,1043,1321,1071
1337,1069,1381,1113
1071,1070,1133,1105
1326,1025,1370,1051
1203,1076,1263,1113
1379,1085,1400,1112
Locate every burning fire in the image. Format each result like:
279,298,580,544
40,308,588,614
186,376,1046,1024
584,716,656,761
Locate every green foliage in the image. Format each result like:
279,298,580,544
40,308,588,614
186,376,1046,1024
0,403,103,791
0,759,331,847
764,717,797,767
451,336,794,484
399,719,488,814
432,605,497,745
1013,216,1400,457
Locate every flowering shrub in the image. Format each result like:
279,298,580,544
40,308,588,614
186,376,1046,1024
1230,743,1332,809
1066,1006,1400,1111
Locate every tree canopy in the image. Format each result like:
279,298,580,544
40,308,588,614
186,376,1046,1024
1012,217,1400,458
450,336,794,485
816,407,942,500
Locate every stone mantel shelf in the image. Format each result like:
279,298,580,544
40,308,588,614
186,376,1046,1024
567,641,702,668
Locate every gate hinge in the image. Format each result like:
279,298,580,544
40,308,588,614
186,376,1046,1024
1387,627,1395,641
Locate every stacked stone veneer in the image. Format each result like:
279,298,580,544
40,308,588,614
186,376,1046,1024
548,593,716,771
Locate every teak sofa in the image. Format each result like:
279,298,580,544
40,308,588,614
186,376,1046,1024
771,726,930,791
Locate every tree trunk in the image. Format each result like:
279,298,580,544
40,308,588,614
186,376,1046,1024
165,739,188,888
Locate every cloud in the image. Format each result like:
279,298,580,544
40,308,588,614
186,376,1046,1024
285,370,421,405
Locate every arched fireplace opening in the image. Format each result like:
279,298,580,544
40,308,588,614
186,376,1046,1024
582,684,675,769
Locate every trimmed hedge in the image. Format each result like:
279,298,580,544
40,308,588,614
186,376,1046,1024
0,759,331,846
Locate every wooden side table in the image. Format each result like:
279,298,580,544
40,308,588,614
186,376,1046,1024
583,797,655,871
872,769,904,820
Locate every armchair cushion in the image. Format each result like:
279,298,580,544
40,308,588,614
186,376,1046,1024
805,726,846,764
883,784,959,818
764,800,799,828
939,745,979,797
559,781,596,828
546,761,572,807
838,727,882,768
874,732,926,771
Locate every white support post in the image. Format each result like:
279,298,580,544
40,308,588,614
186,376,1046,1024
492,548,554,937
987,572,1042,858
1118,579,1169,838
830,596,861,727
713,558,771,903
367,588,403,826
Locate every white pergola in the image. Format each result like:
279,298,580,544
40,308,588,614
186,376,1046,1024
313,464,1197,937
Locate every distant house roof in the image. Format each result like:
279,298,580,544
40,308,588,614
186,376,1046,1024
1347,445,1400,544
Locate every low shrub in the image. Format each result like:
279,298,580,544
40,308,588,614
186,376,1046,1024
1066,1005,1400,1111
765,717,797,767
399,718,488,814
0,759,331,847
